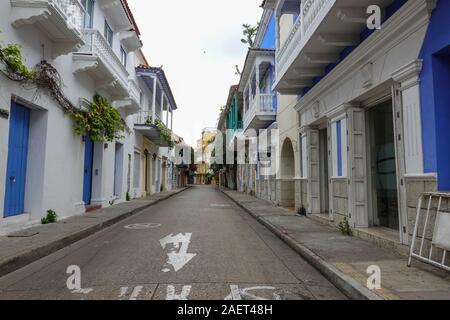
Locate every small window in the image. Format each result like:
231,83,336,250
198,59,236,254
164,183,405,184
120,46,127,67
82,0,94,28
104,20,113,47
332,119,348,177
299,133,307,178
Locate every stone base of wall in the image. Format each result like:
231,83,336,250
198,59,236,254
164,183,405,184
294,179,308,212
256,175,277,204
276,179,295,208
404,175,448,258
331,178,349,226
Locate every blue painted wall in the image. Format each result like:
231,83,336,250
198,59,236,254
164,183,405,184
261,12,276,49
419,0,450,190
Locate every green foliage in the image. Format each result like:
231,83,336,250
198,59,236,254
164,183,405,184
126,192,131,202
155,118,175,148
41,209,58,225
144,116,174,148
297,206,307,216
0,36,124,143
0,43,35,80
72,94,124,142
338,217,353,236
241,23,259,48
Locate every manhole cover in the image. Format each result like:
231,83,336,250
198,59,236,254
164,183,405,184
124,223,161,230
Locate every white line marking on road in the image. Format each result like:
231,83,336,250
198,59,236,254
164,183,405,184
166,285,192,300
119,286,144,300
119,287,128,298
124,223,162,230
160,233,197,272
130,286,143,300
224,285,282,300
229,285,242,300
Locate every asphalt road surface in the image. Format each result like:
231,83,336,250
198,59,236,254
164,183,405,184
0,186,346,300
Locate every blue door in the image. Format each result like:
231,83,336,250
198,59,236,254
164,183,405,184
83,136,94,205
4,102,30,218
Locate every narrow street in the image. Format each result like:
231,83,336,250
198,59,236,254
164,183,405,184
0,186,345,300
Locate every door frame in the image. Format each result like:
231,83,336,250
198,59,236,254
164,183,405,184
318,126,330,214
4,101,30,218
363,91,407,243
83,135,95,205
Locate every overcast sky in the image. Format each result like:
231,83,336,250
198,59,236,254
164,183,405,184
128,0,262,147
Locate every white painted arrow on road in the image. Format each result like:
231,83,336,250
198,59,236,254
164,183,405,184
160,233,197,272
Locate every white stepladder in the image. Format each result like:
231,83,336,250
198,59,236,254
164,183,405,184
408,192,450,272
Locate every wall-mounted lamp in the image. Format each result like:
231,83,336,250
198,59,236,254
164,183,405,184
0,109,9,120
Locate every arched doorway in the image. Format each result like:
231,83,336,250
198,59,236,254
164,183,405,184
280,138,295,208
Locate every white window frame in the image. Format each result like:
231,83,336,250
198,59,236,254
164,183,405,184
330,116,348,178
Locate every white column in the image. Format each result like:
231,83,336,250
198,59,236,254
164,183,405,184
300,0,305,37
166,105,170,127
392,60,424,174
170,109,173,131
243,85,247,117
275,13,281,50
255,62,260,111
160,90,164,122
151,76,157,124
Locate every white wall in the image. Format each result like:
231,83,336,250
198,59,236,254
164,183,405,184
0,1,139,233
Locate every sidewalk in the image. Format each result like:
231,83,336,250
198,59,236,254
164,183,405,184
0,187,190,277
222,189,450,300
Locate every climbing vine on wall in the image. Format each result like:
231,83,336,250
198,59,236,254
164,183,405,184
155,118,175,148
0,39,124,142
142,115,175,148
72,94,124,142
0,43,36,81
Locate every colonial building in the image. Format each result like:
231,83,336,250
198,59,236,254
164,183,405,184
0,0,179,234
269,0,448,247
216,85,243,190
238,5,279,199
132,61,177,197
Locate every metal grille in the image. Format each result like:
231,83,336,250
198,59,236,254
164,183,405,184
408,192,450,272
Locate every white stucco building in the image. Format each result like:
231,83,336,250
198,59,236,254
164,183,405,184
0,0,178,235
268,0,449,248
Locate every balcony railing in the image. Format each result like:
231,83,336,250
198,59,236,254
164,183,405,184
250,93,276,113
277,14,302,66
78,29,129,90
10,0,84,53
53,0,84,32
276,0,333,78
244,93,277,130
135,110,163,125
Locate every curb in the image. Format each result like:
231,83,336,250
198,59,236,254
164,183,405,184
221,189,382,301
0,187,191,278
